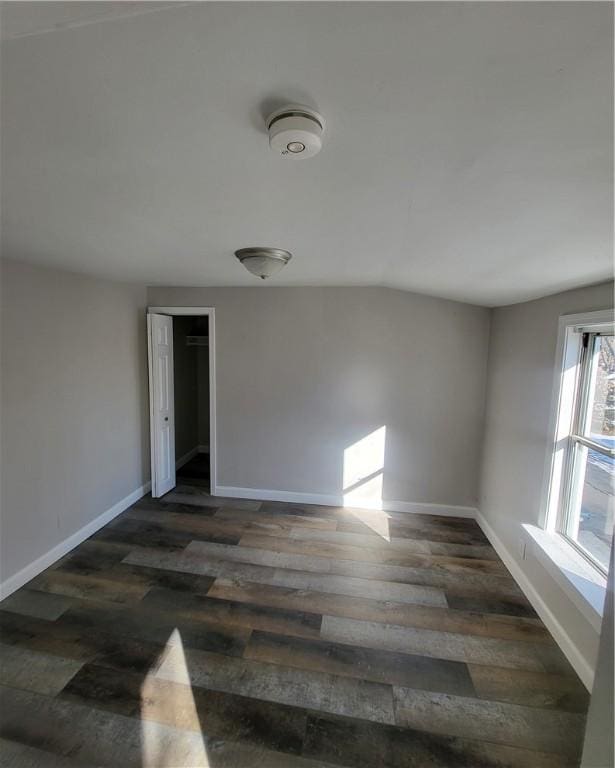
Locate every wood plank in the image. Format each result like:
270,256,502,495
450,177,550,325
1,608,184,675
338,519,488,545
259,503,482,536
392,687,584,757
60,539,136,561
61,663,309,756
0,644,82,696
0,607,133,664
60,600,252,658
54,547,216,594
124,545,450,608
207,578,549,643
320,616,572,674
163,486,262,510
0,589,74,621
141,587,323,639
185,538,355,574
156,644,396,726
51,541,130,576
289,526,499,560
245,630,476,695
132,498,219,516
96,517,240,548
269,569,448,608
467,664,590,713
302,712,578,768
1,686,338,768
124,505,295,537
329,556,525,599
240,532,508,574
106,562,215,593
123,544,283,583
186,541,449,606
0,738,93,768
258,500,343,519
0,685,221,767
446,593,539,619
215,507,338,531
383,510,481,529
27,570,151,605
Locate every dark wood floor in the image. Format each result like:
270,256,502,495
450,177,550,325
0,461,589,767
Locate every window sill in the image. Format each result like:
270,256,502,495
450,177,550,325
523,524,607,633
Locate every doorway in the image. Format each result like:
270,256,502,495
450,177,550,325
147,307,216,498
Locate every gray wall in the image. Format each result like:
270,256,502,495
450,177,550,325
148,286,490,507
0,259,149,584
172,317,198,460
582,539,614,768
479,280,614,679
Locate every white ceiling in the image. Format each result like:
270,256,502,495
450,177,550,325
1,2,612,306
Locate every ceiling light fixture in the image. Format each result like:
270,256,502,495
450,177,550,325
234,247,292,280
267,105,325,159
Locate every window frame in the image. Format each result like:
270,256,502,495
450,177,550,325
542,309,614,578
557,331,614,575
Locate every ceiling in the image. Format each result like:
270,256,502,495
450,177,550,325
1,2,612,306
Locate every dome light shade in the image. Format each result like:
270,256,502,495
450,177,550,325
234,248,292,280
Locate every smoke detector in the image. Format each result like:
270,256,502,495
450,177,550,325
266,105,325,159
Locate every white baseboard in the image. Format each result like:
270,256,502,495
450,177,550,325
385,499,477,518
0,481,151,601
175,446,199,470
475,510,594,691
215,485,476,518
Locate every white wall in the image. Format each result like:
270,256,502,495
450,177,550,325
148,286,490,509
479,280,614,681
0,259,149,589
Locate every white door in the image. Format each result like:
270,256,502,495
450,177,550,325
148,313,176,497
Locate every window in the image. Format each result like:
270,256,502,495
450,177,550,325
555,318,614,575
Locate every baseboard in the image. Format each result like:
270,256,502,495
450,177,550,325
384,499,477,518
0,481,151,601
175,446,199,470
475,510,594,691
215,485,476,518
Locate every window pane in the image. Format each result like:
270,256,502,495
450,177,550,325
586,334,615,445
573,446,614,571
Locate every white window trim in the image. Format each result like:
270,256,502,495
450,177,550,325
538,309,613,621
523,524,606,632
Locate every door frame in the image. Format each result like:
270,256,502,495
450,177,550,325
147,306,217,496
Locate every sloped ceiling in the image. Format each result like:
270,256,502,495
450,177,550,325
1,1,612,305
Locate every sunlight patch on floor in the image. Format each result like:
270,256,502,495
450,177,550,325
347,505,392,541
140,628,210,767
